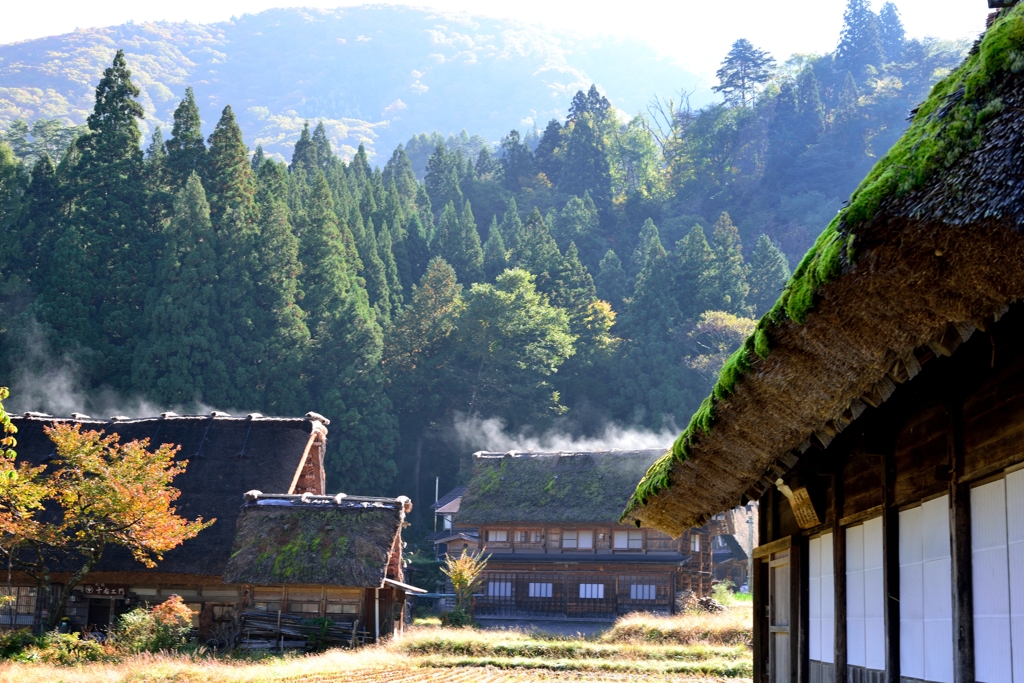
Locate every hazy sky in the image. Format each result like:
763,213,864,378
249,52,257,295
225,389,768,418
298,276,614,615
1,0,988,78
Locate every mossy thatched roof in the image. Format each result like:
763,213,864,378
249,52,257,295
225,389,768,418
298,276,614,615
458,450,665,525
624,5,1024,536
223,494,409,587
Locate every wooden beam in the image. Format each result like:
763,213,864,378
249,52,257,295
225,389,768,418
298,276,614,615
753,535,793,559
949,399,975,683
839,504,884,528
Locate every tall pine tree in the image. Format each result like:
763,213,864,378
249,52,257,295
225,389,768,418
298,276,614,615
165,87,207,190
132,173,225,406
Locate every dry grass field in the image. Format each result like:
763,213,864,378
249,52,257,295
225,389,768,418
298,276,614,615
0,609,753,683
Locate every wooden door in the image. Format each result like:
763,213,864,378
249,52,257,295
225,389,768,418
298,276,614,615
770,549,792,682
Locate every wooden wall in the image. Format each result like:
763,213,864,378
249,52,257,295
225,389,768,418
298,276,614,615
752,307,1024,683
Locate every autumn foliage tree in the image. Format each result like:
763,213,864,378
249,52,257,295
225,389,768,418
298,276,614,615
0,419,213,629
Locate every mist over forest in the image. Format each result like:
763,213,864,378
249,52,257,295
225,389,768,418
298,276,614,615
0,1,972,531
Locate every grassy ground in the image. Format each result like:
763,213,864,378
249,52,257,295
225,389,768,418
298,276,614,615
0,608,753,682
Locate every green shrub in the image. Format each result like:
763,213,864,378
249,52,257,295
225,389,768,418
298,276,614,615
22,631,111,664
301,617,334,652
0,628,36,659
439,608,473,627
111,594,193,653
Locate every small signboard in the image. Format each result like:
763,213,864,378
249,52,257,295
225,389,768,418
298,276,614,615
81,584,127,597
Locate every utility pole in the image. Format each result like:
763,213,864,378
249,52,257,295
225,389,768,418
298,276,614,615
433,476,439,532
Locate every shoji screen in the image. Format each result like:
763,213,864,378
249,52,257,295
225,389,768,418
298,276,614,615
809,533,835,665
971,470,1024,682
846,517,884,672
899,495,953,683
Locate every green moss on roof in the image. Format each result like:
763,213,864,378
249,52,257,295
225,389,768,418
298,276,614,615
623,5,1024,521
459,450,666,525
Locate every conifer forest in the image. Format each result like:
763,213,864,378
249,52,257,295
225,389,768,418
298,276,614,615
0,0,969,523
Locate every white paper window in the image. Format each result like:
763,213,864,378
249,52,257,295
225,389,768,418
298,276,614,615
578,530,594,549
691,534,701,552
630,584,656,600
809,533,835,664
562,530,578,549
900,495,953,683
613,530,643,549
579,583,604,599
487,581,511,597
528,582,552,598
847,517,884,671
486,529,508,542
971,471,1024,683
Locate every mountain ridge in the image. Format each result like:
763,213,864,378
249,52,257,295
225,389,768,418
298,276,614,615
0,5,708,160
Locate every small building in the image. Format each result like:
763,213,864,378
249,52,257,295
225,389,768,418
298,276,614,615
223,492,423,645
427,486,478,560
441,449,712,621
709,505,758,591
3,411,328,633
622,8,1024,682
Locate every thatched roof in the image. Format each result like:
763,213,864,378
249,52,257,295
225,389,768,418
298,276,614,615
223,493,410,587
9,413,325,576
458,450,666,525
623,6,1024,536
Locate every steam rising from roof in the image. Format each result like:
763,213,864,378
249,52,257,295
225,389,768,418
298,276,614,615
452,412,675,453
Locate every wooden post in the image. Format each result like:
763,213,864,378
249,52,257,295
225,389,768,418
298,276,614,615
833,469,848,683
276,609,282,651
793,538,807,683
753,554,765,683
949,399,975,683
882,435,900,683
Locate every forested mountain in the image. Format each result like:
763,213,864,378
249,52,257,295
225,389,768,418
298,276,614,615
0,5,702,161
0,1,970,532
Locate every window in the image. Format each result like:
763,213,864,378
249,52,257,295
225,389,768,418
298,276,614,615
691,534,701,552
613,530,643,549
577,530,594,549
514,530,540,543
443,514,452,530
562,530,577,549
809,533,835,666
579,583,604,599
487,581,511,597
326,603,359,614
486,529,508,542
970,474,1024,683
0,587,36,626
530,530,543,543
528,582,552,598
630,584,656,600
848,517,885,673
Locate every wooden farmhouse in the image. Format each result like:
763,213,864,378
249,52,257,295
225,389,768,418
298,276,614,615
3,411,420,644
224,492,422,646
709,505,757,591
622,7,1024,683
441,449,713,621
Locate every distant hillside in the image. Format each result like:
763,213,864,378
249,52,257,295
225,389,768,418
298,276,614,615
0,6,706,160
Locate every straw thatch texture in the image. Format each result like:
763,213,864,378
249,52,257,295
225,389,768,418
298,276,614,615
9,414,321,576
623,6,1024,536
223,495,407,587
458,450,666,524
